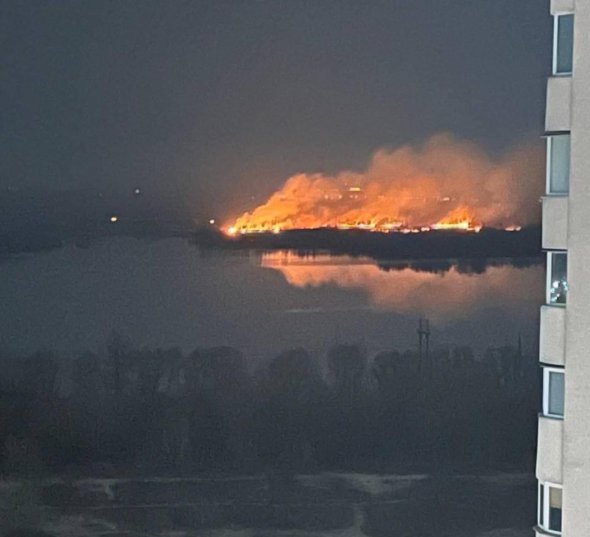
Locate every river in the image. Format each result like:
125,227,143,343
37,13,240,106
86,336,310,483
0,237,543,361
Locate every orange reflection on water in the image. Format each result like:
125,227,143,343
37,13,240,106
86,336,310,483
261,252,543,321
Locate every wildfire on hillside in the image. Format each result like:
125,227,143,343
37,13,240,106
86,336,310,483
223,134,543,236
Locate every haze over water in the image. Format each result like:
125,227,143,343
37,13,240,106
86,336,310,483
0,237,543,360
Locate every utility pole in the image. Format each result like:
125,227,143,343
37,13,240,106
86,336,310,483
417,318,431,363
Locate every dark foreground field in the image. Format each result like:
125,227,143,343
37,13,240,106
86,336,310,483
1,472,535,537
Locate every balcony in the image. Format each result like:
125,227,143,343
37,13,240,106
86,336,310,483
546,77,572,132
550,0,574,15
537,415,563,484
540,305,566,366
535,527,560,537
542,196,568,250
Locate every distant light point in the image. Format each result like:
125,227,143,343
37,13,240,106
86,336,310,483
209,219,216,225
133,187,141,196
110,215,119,223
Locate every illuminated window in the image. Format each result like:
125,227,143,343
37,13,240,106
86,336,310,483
547,252,568,306
539,482,562,534
543,367,564,418
547,134,570,194
553,14,574,75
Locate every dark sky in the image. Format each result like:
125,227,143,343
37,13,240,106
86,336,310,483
2,0,551,222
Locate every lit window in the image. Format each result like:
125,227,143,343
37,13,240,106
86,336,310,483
547,134,570,194
543,367,564,418
547,252,568,305
539,482,562,534
554,14,574,75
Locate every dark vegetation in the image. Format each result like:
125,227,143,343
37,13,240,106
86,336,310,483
0,189,191,259
0,334,538,479
193,226,542,264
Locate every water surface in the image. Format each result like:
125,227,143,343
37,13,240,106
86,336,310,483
0,237,543,360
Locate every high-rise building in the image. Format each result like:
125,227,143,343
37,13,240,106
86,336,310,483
536,1,590,536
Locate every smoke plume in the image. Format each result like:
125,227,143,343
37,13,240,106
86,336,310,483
228,134,543,233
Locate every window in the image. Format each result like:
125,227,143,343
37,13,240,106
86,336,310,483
547,251,568,305
547,134,570,194
539,482,563,534
543,367,564,418
553,14,574,75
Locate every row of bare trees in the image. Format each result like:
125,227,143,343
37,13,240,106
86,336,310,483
0,336,538,477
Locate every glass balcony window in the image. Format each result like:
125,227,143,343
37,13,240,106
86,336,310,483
547,134,570,194
554,14,574,75
539,482,562,534
547,252,568,306
543,367,564,418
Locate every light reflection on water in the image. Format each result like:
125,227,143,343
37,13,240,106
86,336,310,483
0,238,544,357
261,252,544,323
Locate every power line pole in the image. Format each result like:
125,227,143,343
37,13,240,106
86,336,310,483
417,318,431,364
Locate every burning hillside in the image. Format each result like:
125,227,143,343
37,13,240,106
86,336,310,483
224,134,543,235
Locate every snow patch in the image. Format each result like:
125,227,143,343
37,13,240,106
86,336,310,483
331,473,428,496
475,529,531,537
77,479,117,501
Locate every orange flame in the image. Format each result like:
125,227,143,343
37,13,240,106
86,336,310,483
430,206,482,232
225,134,542,235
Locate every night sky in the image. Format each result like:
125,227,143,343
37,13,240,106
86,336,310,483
2,0,551,223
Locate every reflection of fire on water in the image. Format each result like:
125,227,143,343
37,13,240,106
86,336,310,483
224,134,543,236
261,252,543,322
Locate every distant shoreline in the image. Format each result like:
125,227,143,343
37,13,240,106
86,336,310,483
0,225,543,268
193,226,543,264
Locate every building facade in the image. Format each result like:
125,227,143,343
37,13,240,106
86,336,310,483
537,1,590,536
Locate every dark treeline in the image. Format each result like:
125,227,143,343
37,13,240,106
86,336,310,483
0,335,538,478
376,256,542,275
194,226,542,263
